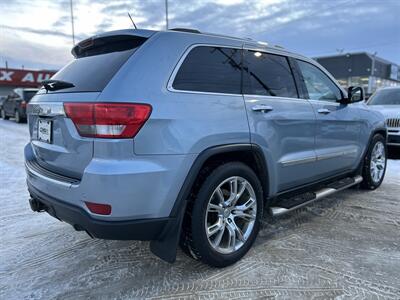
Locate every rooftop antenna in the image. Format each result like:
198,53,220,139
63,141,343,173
128,12,137,29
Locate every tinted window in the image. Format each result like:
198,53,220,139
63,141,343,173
173,46,241,94
297,60,342,102
23,91,37,101
48,50,134,93
42,36,147,94
243,51,297,98
368,88,400,105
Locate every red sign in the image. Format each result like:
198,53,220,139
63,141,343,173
0,68,57,88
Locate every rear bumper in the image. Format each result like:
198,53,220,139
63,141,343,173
28,183,171,240
24,143,195,220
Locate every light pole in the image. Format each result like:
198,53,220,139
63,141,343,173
70,0,75,46
165,0,169,30
368,51,377,94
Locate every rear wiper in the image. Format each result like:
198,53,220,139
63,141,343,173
41,79,75,92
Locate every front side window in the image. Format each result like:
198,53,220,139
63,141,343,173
243,51,298,98
172,46,241,94
296,60,342,102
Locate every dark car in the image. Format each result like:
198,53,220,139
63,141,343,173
0,88,38,123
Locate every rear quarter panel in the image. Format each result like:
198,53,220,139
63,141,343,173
99,32,250,155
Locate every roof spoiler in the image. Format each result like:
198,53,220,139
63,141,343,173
71,34,147,58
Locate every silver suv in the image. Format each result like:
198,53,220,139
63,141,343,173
367,87,400,147
25,29,387,267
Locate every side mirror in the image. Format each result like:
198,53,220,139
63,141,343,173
347,86,364,103
339,86,364,104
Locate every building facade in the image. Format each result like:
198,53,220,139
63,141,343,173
0,68,56,96
315,52,400,96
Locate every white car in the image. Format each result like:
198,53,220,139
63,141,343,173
368,87,400,147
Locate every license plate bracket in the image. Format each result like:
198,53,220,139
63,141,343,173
38,119,52,143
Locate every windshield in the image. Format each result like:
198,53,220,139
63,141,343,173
368,88,400,105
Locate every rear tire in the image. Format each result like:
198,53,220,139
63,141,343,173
180,162,263,267
361,134,387,190
1,109,9,120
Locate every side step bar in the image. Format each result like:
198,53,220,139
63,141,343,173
270,175,363,217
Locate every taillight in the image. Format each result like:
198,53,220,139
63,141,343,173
64,103,152,138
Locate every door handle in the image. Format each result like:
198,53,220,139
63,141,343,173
318,108,331,114
252,105,273,113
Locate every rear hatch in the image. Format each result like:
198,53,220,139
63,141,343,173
28,33,149,179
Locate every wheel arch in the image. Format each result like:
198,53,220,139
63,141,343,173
356,127,387,174
149,143,270,263
171,143,269,217
372,128,387,140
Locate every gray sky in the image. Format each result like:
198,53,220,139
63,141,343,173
0,0,399,70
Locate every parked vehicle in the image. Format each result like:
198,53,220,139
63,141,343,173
1,88,38,123
25,29,387,267
367,87,400,147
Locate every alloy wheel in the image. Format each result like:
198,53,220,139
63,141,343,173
205,176,257,254
370,141,386,183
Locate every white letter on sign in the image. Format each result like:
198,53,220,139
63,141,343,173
0,71,14,81
22,73,35,82
36,73,51,82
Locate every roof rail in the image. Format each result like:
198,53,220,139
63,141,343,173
170,28,201,34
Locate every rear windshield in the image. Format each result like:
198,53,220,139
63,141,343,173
42,35,146,93
368,88,400,105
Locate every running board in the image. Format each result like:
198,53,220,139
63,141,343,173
270,175,363,217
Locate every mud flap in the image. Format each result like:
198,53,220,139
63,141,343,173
149,202,187,263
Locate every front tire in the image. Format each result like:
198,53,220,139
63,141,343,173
361,134,387,190
181,162,263,267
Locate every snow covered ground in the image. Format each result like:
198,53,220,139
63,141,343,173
0,119,399,299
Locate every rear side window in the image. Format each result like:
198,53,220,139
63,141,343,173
44,35,147,93
172,46,241,94
243,51,298,98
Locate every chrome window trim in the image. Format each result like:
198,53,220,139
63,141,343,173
166,42,345,100
27,102,65,117
167,43,301,97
